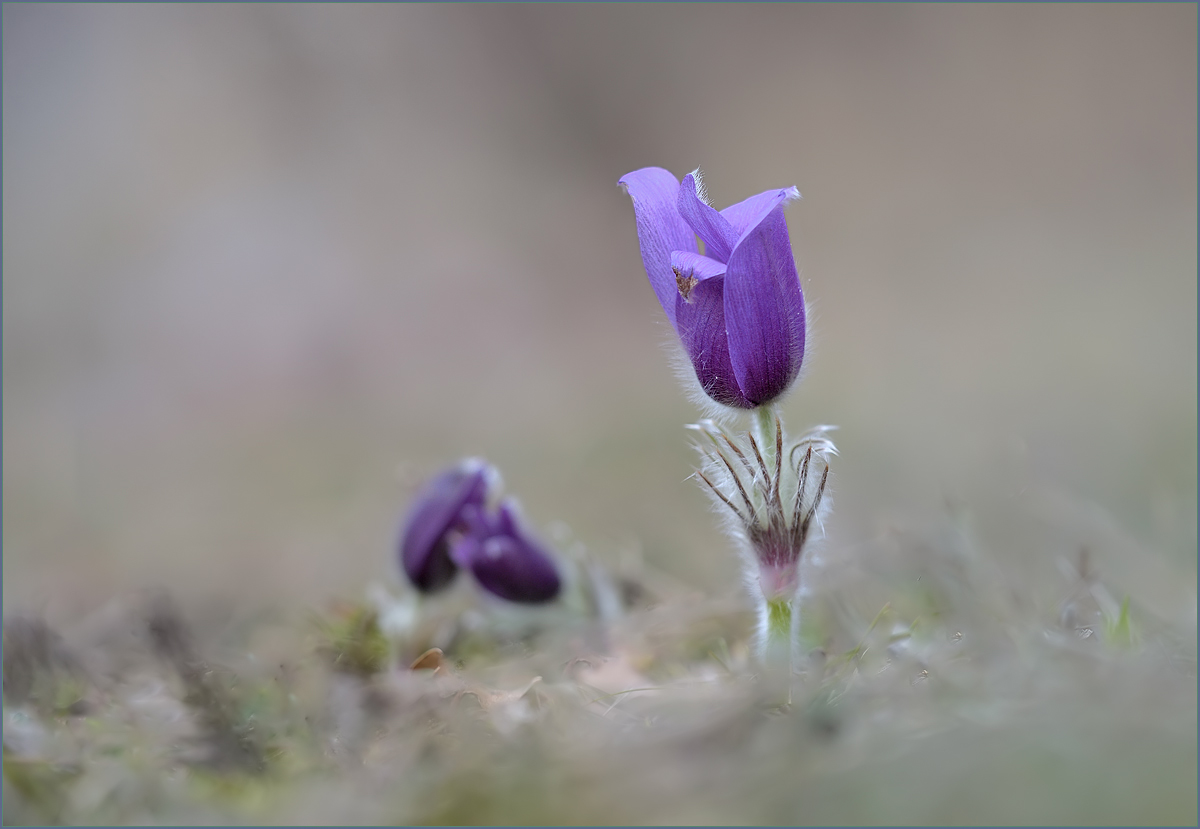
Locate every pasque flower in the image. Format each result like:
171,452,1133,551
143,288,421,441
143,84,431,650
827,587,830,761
619,167,806,409
399,459,490,593
399,459,561,604
450,501,562,604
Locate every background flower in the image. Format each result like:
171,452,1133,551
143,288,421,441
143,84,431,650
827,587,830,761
399,460,561,604
451,500,562,604
399,458,490,593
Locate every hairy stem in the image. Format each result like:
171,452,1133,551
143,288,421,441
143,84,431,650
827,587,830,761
753,404,777,476
761,595,795,671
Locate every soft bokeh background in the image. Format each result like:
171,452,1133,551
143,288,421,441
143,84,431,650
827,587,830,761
4,4,1196,626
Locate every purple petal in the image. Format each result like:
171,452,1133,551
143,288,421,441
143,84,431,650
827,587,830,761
720,186,800,241
494,500,519,536
673,272,755,409
677,173,737,263
723,205,806,406
407,537,458,594
449,532,480,570
464,502,561,604
399,460,490,592
618,168,697,328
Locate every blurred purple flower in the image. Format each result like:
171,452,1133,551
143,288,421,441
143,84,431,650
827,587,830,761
399,458,490,592
619,167,806,409
398,459,561,604
451,500,562,604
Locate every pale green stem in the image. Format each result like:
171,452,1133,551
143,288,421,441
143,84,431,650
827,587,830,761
756,405,791,666
761,595,795,670
753,404,778,470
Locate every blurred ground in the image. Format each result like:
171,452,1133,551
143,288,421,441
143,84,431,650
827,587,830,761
4,5,1195,640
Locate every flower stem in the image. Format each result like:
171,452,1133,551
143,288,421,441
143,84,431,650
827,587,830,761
761,594,795,669
753,404,777,465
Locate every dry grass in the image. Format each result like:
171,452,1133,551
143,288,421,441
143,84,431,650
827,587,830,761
4,510,1195,826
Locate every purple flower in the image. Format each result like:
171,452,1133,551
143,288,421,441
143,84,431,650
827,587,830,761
399,458,490,593
398,459,561,604
451,500,562,604
619,168,806,409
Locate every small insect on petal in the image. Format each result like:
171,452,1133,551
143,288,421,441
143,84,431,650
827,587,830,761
674,267,699,302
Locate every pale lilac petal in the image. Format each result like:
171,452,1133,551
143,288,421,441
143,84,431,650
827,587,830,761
678,173,737,263
723,206,806,405
618,168,697,328
399,460,490,592
720,186,800,240
674,274,755,409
